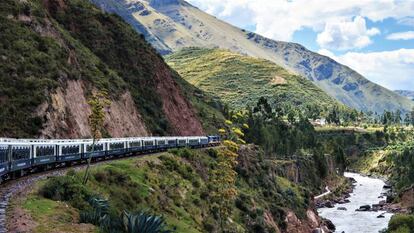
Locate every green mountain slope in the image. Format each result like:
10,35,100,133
0,0,218,138
90,0,414,113
166,48,341,110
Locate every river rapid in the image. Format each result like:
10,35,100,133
318,172,393,233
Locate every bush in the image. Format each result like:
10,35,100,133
40,176,93,210
388,214,414,232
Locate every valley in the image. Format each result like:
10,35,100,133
0,0,413,233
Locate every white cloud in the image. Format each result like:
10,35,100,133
187,0,414,43
386,31,414,40
316,16,380,50
398,17,414,27
319,49,414,90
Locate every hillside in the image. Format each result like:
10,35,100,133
90,0,414,113
166,48,341,111
0,0,222,138
8,147,340,233
395,90,414,101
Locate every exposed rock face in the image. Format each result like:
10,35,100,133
153,59,205,136
37,80,150,139
284,210,320,233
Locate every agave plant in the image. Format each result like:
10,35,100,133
122,211,172,233
80,197,111,228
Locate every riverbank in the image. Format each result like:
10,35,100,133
318,173,393,233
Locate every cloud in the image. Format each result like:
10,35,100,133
386,31,414,40
316,16,380,50
319,49,414,91
398,17,414,27
187,0,414,42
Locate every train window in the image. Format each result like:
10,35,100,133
144,141,154,146
12,146,30,160
168,140,176,145
157,140,166,145
87,144,104,151
189,139,198,144
62,145,79,155
129,141,141,147
110,142,124,150
0,147,8,163
178,140,186,144
36,146,54,157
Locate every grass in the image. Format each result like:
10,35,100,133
166,47,342,110
22,194,96,233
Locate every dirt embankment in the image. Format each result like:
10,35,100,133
36,80,150,138
153,59,205,136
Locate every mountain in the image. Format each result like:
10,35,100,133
395,90,414,101
166,47,342,111
90,0,414,113
0,0,222,138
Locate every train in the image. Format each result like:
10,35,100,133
0,135,221,182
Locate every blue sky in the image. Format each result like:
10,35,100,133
187,0,414,91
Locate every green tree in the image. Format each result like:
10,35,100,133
83,91,110,185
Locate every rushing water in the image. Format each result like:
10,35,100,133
318,172,393,233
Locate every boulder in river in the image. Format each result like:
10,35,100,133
377,213,385,218
322,219,336,232
383,184,392,189
337,207,347,211
356,205,371,211
325,201,335,208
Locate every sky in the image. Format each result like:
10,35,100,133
187,0,414,91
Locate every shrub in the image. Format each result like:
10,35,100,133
388,214,414,232
40,176,93,210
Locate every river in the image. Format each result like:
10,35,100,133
318,172,393,233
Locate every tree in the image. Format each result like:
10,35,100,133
83,91,110,185
395,109,402,125
210,141,238,232
411,108,414,126
404,113,411,126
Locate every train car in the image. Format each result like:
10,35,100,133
200,137,209,147
188,137,201,148
142,138,156,150
9,143,32,171
107,140,126,156
0,145,9,176
33,142,56,165
166,138,177,148
127,139,142,152
57,142,82,162
177,137,187,147
83,142,106,159
156,138,167,149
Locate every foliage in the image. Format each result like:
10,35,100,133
388,214,414,233
123,211,172,233
166,47,341,111
39,175,93,210
83,91,110,185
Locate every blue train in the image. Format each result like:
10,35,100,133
0,135,220,182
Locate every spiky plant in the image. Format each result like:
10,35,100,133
122,211,172,233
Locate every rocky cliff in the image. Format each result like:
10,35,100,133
0,0,207,138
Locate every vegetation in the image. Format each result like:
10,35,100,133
84,91,110,185
0,0,221,137
166,47,342,112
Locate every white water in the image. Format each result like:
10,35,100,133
318,172,393,233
